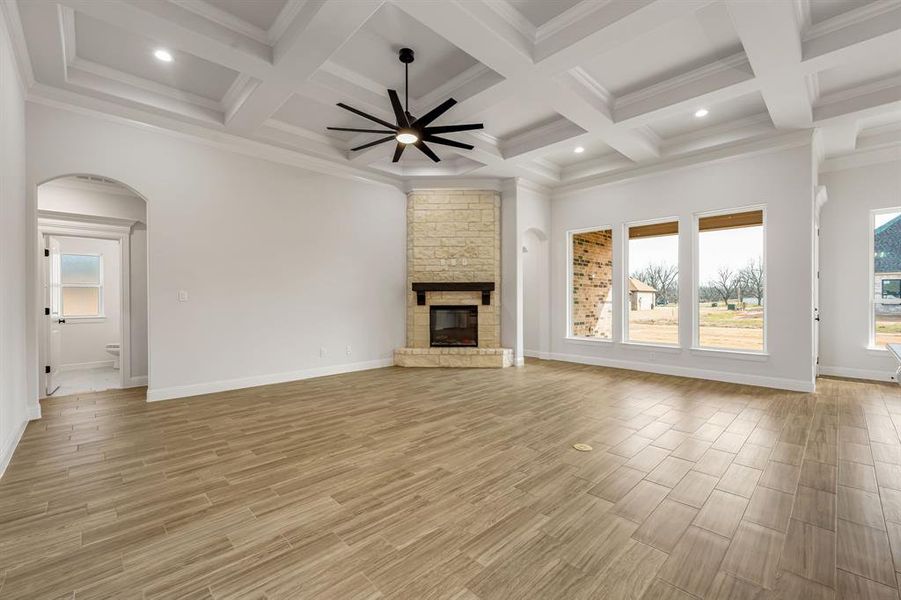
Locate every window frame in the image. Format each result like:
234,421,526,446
566,224,616,343
692,205,768,355
622,216,681,348
869,207,901,350
59,252,105,319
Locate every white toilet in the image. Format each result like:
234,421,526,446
105,343,120,369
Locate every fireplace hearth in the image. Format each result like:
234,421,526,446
430,305,478,347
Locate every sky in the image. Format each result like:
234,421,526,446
628,226,764,285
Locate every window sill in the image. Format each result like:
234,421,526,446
565,336,614,345
63,316,107,324
620,341,682,353
690,347,769,362
866,346,890,354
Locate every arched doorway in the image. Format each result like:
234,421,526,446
36,174,148,397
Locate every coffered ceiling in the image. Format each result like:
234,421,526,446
5,0,901,188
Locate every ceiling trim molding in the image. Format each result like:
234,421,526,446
403,178,504,193
171,0,272,46
803,0,901,42
554,129,814,197
0,0,35,89
820,143,901,173
27,83,404,190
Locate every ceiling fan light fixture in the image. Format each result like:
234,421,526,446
396,129,419,144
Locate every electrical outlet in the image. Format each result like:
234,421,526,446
177,290,188,302
346,345,352,356
320,347,327,358
648,352,656,361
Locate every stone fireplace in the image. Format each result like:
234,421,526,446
394,189,513,368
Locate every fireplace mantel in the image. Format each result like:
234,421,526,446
412,282,495,305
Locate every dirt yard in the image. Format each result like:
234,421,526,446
627,303,764,351
876,313,901,346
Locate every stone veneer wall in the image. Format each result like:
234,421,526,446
571,229,613,338
407,190,501,348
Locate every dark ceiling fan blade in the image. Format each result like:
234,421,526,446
423,123,483,134
336,103,398,130
411,98,457,128
414,140,441,162
328,127,396,134
392,143,406,163
387,90,409,128
350,135,396,152
425,135,474,150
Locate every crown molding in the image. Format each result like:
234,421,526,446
803,0,901,42
568,67,613,107
555,129,814,197
534,0,612,44
171,0,271,46
404,179,504,193
27,83,404,190
0,0,35,89
615,51,751,111
268,0,308,46
820,143,901,173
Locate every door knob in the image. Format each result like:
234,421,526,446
58,319,66,324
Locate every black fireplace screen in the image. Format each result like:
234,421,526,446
429,305,478,347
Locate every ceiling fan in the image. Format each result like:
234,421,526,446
327,48,484,162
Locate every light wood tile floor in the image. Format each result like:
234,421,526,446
2,360,901,599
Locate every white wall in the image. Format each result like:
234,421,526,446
54,237,121,368
0,8,31,476
819,159,901,381
550,143,816,392
27,103,407,404
38,179,149,381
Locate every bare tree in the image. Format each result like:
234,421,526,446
631,262,678,304
738,257,764,306
708,266,735,305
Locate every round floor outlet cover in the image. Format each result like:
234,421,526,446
572,443,593,452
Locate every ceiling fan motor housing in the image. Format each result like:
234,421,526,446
399,47,414,64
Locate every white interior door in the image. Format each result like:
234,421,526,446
45,236,62,396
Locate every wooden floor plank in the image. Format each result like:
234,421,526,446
0,362,900,599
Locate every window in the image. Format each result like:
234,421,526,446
696,209,765,352
570,227,613,339
60,254,103,317
872,209,901,348
626,220,679,345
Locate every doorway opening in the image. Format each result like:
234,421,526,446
37,175,148,398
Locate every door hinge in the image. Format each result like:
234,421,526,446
44,248,49,257
45,365,51,374
45,307,50,315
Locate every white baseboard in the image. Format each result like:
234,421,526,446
59,360,114,371
818,365,894,383
147,358,394,402
0,417,29,480
523,349,551,360
542,352,815,393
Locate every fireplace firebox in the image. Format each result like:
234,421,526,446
429,305,478,347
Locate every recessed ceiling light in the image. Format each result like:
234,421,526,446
574,146,585,153
694,108,709,118
153,49,173,63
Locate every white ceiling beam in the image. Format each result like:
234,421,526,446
802,3,901,71
390,0,664,163
226,0,384,134
726,0,812,129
